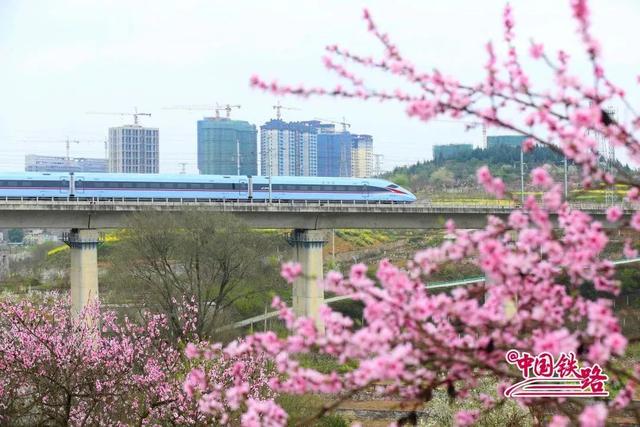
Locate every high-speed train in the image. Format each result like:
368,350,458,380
0,172,416,203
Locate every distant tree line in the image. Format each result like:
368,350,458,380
384,144,633,195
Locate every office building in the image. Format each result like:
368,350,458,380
351,134,374,178
108,126,159,173
25,155,108,173
486,135,526,149
433,144,474,162
198,118,257,175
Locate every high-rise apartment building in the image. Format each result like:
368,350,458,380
260,120,333,176
197,118,257,175
108,126,159,173
350,134,374,178
317,132,352,177
25,155,108,173
260,120,376,178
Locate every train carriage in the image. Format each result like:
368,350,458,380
0,172,416,204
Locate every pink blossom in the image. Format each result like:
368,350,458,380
185,342,199,359
611,383,634,409
522,137,535,152
624,239,638,259
548,415,570,427
530,167,554,188
579,403,607,427
455,409,480,427
280,262,303,284
533,328,578,355
529,42,544,59
606,205,622,222
631,212,640,231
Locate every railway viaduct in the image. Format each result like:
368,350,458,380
0,198,630,328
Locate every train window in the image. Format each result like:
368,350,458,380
20,181,31,186
122,182,133,188
7,181,17,187
135,182,147,188
299,185,309,191
177,183,187,189
190,183,203,189
388,184,399,188
149,182,161,188
322,186,332,191
337,186,347,191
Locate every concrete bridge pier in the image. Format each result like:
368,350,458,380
289,229,325,332
62,229,101,318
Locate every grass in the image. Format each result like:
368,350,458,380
277,394,348,426
334,229,391,247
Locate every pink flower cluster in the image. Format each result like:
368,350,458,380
0,294,272,426
236,0,640,424
184,172,638,425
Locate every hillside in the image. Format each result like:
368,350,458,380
383,144,633,202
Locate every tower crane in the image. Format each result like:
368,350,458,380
163,103,241,119
314,116,351,132
218,103,241,118
87,108,151,126
273,101,300,120
433,119,487,149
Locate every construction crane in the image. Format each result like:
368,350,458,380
314,116,351,132
273,101,300,120
164,103,241,119
87,108,151,125
218,103,241,118
433,119,487,149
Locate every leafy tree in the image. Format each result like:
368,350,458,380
110,211,281,340
429,167,455,189
7,229,23,243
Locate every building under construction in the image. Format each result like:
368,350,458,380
197,117,258,176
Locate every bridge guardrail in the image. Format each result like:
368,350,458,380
0,196,637,212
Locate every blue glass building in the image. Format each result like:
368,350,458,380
197,118,257,175
486,135,526,149
317,132,352,177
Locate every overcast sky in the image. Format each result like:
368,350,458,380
1,0,638,173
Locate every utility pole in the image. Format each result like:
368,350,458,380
268,144,273,204
236,138,240,176
332,229,335,263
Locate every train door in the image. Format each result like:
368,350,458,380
238,177,248,200
59,176,69,196
74,175,85,197
362,181,370,201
